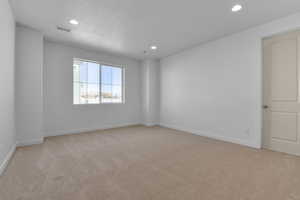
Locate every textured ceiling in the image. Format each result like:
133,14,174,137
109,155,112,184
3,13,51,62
11,0,300,60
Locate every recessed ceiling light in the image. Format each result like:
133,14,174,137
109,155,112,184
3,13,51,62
69,19,79,25
232,4,242,12
150,46,157,50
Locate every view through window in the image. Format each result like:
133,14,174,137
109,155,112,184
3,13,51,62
73,58,123,104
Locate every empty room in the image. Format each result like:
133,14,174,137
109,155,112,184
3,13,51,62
1,0,300,199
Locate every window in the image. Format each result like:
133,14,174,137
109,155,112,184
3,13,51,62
73,58,123,104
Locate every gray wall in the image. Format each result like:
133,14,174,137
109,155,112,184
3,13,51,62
0,0,16,171
15,25,44,145
44,41,142,136
141,59,160,126
160,12,300,149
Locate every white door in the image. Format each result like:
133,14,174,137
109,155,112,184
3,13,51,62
263,30,300,156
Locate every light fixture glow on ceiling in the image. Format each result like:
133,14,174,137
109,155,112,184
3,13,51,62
69,19,79,25
232,4,242,12
150,46,157,50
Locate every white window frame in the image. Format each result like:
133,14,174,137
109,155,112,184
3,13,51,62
73,58,125,105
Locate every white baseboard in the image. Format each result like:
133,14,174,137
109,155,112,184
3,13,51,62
143,123,159,127
0,143,16,176
160,123,260,149
16,138,44,147
45,123,141,137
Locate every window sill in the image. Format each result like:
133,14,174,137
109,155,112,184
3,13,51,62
72,102,125,105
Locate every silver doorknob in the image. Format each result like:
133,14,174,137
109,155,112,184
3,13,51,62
263,105,269,109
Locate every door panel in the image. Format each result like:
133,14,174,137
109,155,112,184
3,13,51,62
271,39,297,101
263,30,300,156
270,112,297,142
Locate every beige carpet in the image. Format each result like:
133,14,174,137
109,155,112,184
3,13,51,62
1,125,300,200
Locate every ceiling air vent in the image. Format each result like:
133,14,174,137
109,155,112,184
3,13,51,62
57,26,71,33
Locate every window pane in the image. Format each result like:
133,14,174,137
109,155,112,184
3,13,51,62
73,82,80,104
101,84,112,103
87,62,100,84
79,83,88,104
87,84,100,104
112,67,122,85
101,66,112,84
73,63,80,82
80,62,88,83
112,85,122,103
73,59,101,104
